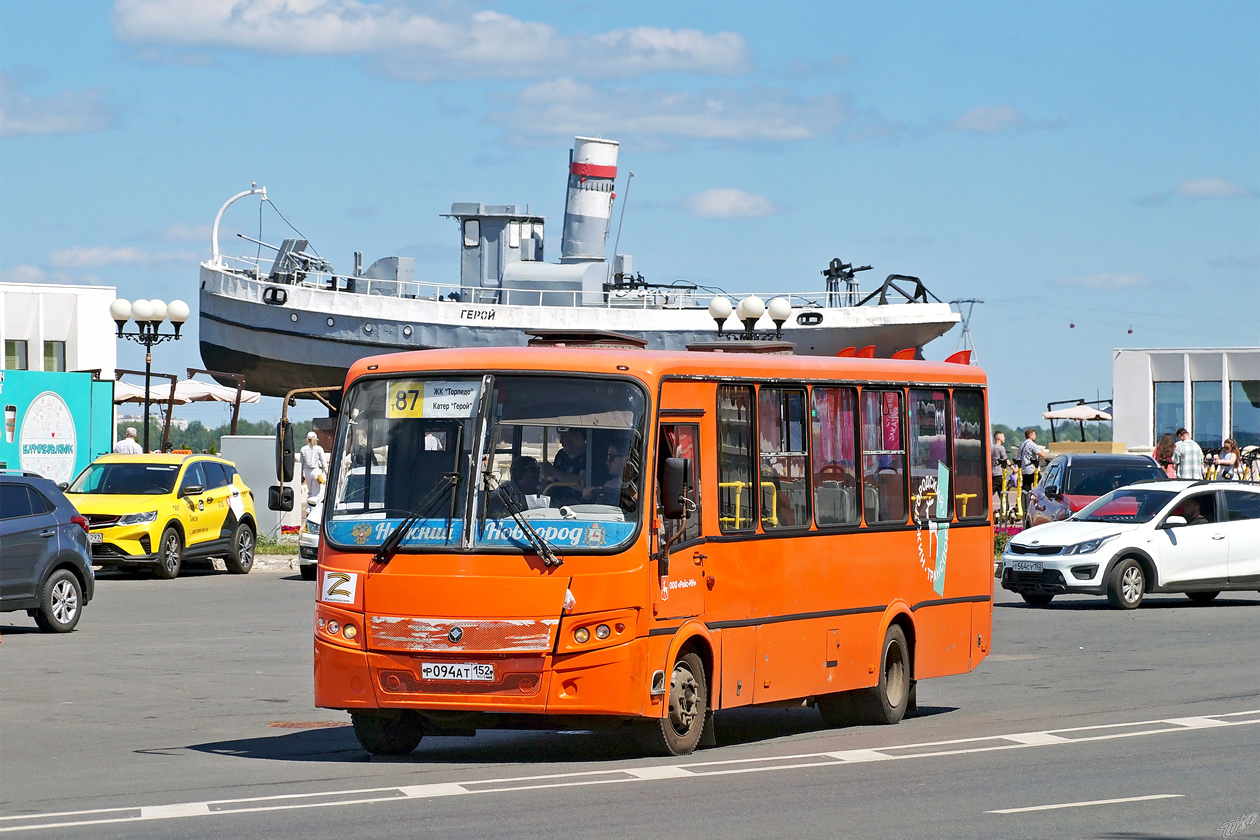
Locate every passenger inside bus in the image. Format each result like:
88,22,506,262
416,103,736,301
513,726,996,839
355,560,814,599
544,427,588,481
486,456,544,517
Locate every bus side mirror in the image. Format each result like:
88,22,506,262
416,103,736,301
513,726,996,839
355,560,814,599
268,485,294,512
662,457,690,520
276,420,295,483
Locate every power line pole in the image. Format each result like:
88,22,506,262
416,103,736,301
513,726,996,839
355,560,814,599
949,298,983,364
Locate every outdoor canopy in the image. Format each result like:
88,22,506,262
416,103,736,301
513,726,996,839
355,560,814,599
1042,404,1112,422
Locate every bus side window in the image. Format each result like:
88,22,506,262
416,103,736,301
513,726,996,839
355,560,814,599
810,386,859,527
952,389,988,519
861,389,907,525
909,389,951,523
717,385,756,532
758,387,809,529
658,423,700,546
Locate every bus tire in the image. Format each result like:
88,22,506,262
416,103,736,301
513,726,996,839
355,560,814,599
1106,558,1144,610
154,527,183,580
859,624,911,725
225,523,255,574
634,652,707,756
351,711,424,756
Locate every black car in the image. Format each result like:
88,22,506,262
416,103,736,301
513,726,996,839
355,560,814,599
1025,453,1165,528
0,472,95,632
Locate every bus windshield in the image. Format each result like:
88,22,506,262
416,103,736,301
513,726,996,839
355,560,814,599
324,374,646,553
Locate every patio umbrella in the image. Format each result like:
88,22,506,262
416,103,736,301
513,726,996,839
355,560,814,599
172,379,261,404
113,381,189,405
1042,404,1112,442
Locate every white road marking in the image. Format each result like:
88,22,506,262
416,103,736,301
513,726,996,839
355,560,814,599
2,708,1255,833
823,749,893,762
1165,716,1230,729
986,793,1184,814
626,766,694,779
139,803,211,819
1002,732,1070,745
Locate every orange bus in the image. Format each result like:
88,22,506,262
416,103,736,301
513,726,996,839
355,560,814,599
312,343,993,756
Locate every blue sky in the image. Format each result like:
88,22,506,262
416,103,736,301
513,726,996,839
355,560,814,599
2,1,1257,429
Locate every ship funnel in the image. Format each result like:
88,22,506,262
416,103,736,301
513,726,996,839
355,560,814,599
560,136,619,263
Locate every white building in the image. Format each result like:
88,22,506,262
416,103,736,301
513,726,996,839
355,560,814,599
1,282,118,376
1113,347,1260,450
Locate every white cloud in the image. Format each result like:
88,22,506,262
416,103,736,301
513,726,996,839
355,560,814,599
683,188,785,219
0,72,113,138
948,106,1023,133
492,79,848,146
946,105,1061,134
1174,178,1255,199
48,245,199,269
1053,273,1150,290
112,1,750,80
0,265,48,283
157,222,212,242
1137,177,1256,205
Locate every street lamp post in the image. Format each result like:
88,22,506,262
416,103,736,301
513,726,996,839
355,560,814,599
110,298,190,453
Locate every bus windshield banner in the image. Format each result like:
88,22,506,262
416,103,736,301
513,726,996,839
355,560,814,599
478,519,636,550
325,518,462,548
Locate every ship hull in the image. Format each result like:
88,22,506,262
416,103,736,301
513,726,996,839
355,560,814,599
199,264,960,397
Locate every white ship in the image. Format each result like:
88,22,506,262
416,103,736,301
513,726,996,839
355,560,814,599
199,137,960,397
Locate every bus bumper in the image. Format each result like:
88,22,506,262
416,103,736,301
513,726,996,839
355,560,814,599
314,636,648,717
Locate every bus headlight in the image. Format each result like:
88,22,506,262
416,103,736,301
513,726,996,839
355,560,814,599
595,624,611,640
574,627,590,644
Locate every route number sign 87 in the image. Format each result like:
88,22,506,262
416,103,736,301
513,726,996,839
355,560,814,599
387,381,426,418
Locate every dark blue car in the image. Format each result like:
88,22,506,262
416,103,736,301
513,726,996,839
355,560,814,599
0,472,95,632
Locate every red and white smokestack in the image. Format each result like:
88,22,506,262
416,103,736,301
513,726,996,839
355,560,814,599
560,136,619,263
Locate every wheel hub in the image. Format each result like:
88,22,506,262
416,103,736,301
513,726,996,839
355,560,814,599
668,665,699,732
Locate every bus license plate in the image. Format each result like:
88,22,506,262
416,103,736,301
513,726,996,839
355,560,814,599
88,533,103,544
1012,560,1043,573
421,662,494,682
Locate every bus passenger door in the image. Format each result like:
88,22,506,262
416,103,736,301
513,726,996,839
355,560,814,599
651,422,705,621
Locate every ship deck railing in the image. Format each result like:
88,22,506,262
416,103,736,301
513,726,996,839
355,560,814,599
212,255,859,311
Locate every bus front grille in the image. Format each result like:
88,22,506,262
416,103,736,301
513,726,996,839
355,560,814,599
369,616,559,654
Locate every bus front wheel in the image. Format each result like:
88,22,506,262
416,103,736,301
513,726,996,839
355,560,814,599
635,652,708,756
351,710,424,756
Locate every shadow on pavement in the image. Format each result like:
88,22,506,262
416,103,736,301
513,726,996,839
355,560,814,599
186,703,957,765
996,595,1260,611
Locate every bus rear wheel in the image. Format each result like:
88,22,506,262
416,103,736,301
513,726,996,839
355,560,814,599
351,710,424,756
823,625,911,727
635,652,707,756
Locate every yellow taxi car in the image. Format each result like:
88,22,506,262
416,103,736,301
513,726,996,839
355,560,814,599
65,454,257,579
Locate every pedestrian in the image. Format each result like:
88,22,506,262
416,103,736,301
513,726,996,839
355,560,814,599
990,431,1008,512
299,431,327,510
1153,433,1176,479
113,426,144,454
1017,428,1051,513
1171,428,1204,480
1212,438,1240,480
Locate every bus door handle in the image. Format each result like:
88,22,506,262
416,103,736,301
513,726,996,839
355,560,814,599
693,551,707,565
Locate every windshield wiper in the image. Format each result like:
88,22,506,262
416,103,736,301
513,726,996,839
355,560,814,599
482,471,563,567
372,473,459,566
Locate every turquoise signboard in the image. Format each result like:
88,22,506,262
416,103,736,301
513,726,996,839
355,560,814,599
0,371,113,485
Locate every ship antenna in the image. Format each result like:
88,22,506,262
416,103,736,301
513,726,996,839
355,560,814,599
608,171,634,284
949,298,983,364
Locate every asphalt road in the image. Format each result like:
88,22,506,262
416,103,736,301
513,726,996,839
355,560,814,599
2,563,1258,839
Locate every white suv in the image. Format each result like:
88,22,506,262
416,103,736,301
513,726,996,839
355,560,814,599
297,496,321,581
998,480,1260,609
